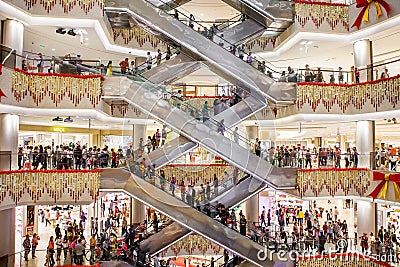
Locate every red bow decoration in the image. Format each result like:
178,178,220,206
0,89,6,102
0,63,2,75
352,0,391,29
369,171,400,201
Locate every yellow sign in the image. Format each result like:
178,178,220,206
53,127,65,132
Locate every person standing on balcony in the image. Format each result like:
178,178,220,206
353,147,359,167
119,58,129,74
304,64,313,82
335,147,342,168
381,68,389,79
37,53,44,73
354,67,360,83
106,61,113,76
338,67,344,83
146,52,153,70
305,149,312,168
315,68,323,82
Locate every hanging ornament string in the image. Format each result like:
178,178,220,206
12,68,104,107
297,168,370,197
297,74,400,112
113,28,166,49
23,0,104,14
246,37,277,51
352,0,391,29
0,170,101,206
294,0,349,31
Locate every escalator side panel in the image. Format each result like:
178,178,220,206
142,54,203,85
140,222,191,255
222,18,265,45
101,168,272,267
146,136,197,169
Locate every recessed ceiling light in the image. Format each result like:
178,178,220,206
51,48,56,51
85,37,89,41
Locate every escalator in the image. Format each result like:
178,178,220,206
140,173,268,255
221,0,293,35
221,18,265,45
101,168,274,267
105,0,296,104
106,76,297,189
146,95,266,169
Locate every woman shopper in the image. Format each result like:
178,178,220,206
47,236,55,267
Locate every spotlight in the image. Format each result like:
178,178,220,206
56,28,66,34
52,116,63,122
67,29,77,36
64,116,74,123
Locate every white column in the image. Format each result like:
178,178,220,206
353,39,373,82
0,114,19,169
0,208,16,259
133,124,146,150
2,19,24,54
356,120,375,168
131,198,146,224
357,201,376,240
245,194,259,224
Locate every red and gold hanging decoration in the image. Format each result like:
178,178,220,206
295,0,349,30
0,170,101,206
113,28,166,49
168,235,221,256
12,68,104,107
297,74,400,112
298,253,394,267
163,164,232,186
110,103,142,117
246,37,277,51
23,0,104,13
352,0,391,29
297,168,370,197
369,171,400,201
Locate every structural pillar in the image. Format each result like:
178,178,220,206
314,137,322,148
0,208,16,264
133,124,146,148
356,120,375,168
2,19,24,54
245,125,259,141
131,198,146,225
0,114,19,169
353,39,373,82
356,201,376,240
245,194,259,224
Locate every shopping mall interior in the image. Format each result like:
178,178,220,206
1,0,400,266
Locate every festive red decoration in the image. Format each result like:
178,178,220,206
352,0,391,29
295,0,348,7
0,170,101,206
297,168,370,197
297,74,400,112
12,68,104,107
0,63,3,75
298,253,394,267
23,0,104,14
295,0,349,30
369,171,400,200
0,89,6,102
13,68,105,80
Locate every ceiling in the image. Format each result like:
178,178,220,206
23,26,131,63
